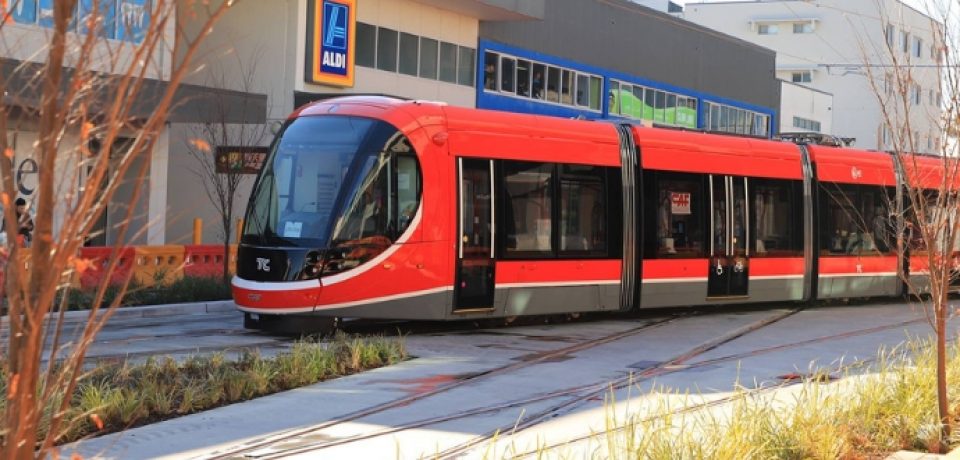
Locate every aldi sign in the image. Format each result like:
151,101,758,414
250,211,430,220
306,0,356,87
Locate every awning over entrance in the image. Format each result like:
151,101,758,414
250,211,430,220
0,58,267,125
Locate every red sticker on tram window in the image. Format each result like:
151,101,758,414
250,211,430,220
671,192,691,215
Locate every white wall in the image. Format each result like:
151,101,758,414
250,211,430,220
683,0,942,151
780,80,833,134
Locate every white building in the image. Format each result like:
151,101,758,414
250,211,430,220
780,79,834,136
683,0,942,151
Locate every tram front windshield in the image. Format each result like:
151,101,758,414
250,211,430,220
243,116,420,253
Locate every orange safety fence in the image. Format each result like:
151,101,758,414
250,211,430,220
0,245,238,292
134,245,185,286
183,245,237,279
77,247,136,289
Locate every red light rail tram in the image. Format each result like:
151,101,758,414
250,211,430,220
232,96,945,331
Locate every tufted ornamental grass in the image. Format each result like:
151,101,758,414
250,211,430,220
0,332,406,445
500,336,960,459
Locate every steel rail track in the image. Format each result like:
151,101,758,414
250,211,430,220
196,313,691,460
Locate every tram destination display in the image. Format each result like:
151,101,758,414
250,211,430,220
215,146,269,174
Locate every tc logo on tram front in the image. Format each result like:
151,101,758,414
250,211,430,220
256,258,271,272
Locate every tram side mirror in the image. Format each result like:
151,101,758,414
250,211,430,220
269,120,283,135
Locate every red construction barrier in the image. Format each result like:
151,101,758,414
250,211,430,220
184,245,229,278
77,246,136,289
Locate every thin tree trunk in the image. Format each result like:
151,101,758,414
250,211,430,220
937,292,951,449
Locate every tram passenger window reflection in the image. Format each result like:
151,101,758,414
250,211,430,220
560,165,606,255
504,162,553,255
652,173,703,258
750,179,802,257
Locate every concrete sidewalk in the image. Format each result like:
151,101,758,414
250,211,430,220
57,302,960,460
37,299,237,324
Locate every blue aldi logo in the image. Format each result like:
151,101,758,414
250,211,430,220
307,0,355,87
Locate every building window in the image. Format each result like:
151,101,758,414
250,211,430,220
419,38,439,79
793,22,813,34
885,24,895,47
457,46,475,86
792,71,812,83
929,89,935,106
901,30,910,53
438,42,458,84
9,0,150,42
500,56,516,92
398,32,419,76
356,22,376,68
376,27,398,72
610,82,698,129
912,36,923,58
483,52,498,90
705,101,770,137
356,23,475,86
913,85,922,105
758,24,778,35
793,116,821,132
484,51,602,111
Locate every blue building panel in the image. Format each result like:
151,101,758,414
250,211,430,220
476,39,777,137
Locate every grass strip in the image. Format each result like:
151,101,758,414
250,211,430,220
1,332,407,444
496,336,960,459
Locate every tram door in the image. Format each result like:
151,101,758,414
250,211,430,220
708,175,750,298
454,159,496,311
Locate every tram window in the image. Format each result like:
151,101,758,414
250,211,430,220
500,57,516,92
376,27,398,72
643,171,706,259
819,184,896,256
559,165,607,256
395,156,420,232
546,66,561,102
516,60,531,97
419,38,439,79
398,32,419,76
503,162,554,256
750,179,803,257
483,52,498,90
356,22,376,68
439,41,458,83
561,70,573,105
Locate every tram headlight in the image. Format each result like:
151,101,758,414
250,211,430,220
301,250,323,280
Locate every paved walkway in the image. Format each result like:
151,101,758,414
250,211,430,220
58,301,959,459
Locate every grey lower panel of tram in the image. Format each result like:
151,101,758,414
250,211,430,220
307,284,620,321
305,275,902,321
818,275,899,299
639,278,805,308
